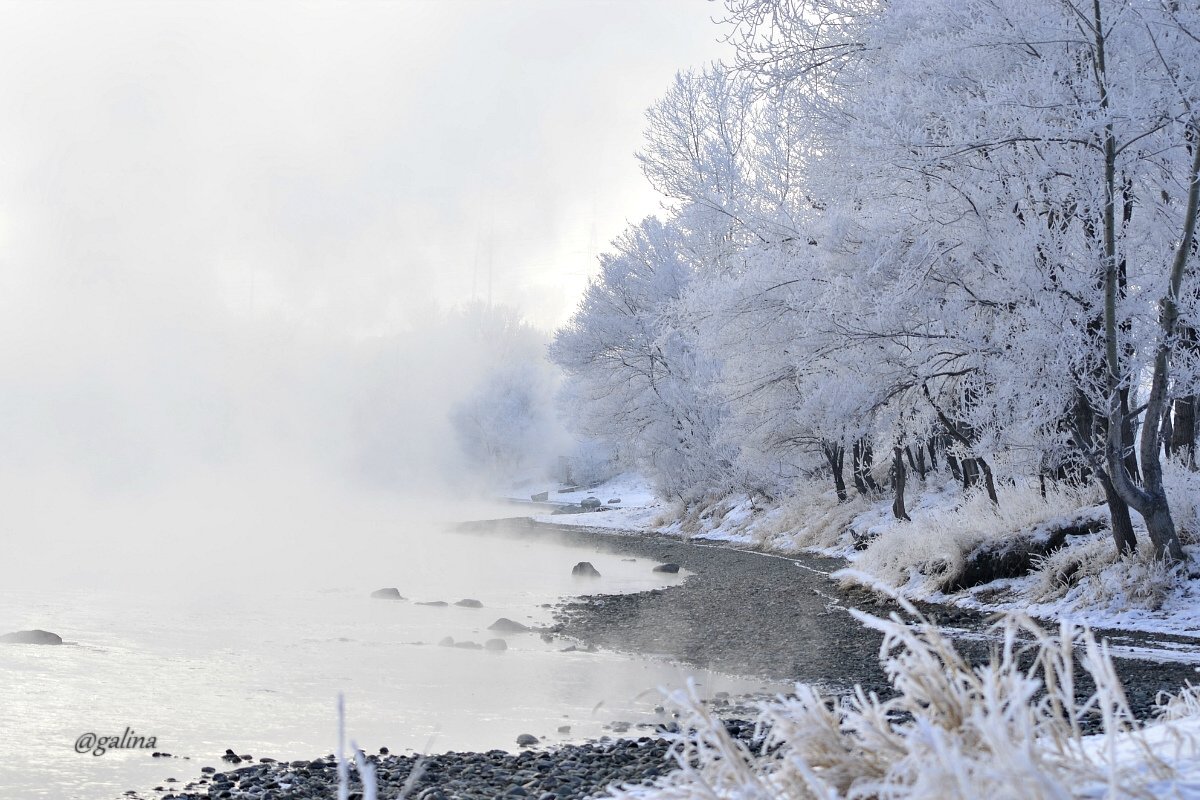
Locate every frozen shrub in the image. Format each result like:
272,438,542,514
1027,539,1187,613
608,604,1186,800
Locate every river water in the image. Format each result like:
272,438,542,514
0,513,778,800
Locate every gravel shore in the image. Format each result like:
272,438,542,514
148,720,758,800
145,517,1200,800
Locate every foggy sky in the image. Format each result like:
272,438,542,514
0,1,727,499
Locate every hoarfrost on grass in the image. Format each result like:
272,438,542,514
607,604,1200,800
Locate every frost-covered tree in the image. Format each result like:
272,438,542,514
550,217,734,499
554,0,1200,564
446,303,560,483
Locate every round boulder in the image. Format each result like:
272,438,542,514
516,733,538,747
0,629,62,645
652,563,681,574
488,617,530,633
571,561,601,578
484,638,507,652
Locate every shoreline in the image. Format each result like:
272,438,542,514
524,517,1200,717
146,515,1200,800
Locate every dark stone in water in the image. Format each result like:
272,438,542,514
607,498,621,504
455,599,483,608
370,588,404,600
488,617,530,633
0,629,62,645
571,562,601,578
453,640,483,650
652,563,681,574
438,636,456,647
531,491,549,502
418,601,449,607
516,733,538,747
484,638,507,651
580,497,602,509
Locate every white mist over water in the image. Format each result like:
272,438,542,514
0,492,778,800
0,5,741,797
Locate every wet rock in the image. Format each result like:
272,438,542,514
580,497,602,510
370,588,404,600
438,636,456,647
0,629,62,645
488,618,530,633
571,562,601,578
453,640,483,650
531,491,549,502
455,599,484,608
418,601,449,607
607,498,621,504
516,734,538,747
484,638,508,651
652,563,680,574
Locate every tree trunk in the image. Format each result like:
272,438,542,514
1094,0,1187,564
1172,322,1199,469
1170,391,1197,469
1101,473,1139,555
945,449,962,483
1074,389,1138,554
978,458,999,505
852,437,880,495
823,441,848,502
892,446,910,521
962,457,979,490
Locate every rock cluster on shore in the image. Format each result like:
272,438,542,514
152,721,758,800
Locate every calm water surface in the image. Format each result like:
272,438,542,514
0,519,778,800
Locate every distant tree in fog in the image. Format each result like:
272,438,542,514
448,303,561,482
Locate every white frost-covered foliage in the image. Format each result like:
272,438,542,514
550,217,735,499
554,0,1200,564
608,608,1195,800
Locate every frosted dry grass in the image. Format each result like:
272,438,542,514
1157,682,1200,722
607,603,1193,800
846,483,1093,597
1160,461,1200,545
755,484,871,552
1027,538,1187,613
